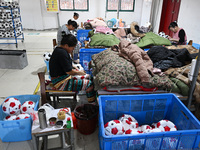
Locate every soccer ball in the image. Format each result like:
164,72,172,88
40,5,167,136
16,113,30,120
119,114,137,123
2,97,21,115
150,128,163,133
43,52,52,62
4,115,17,121
140,125,152,133
78,41,81,48
151,122,157,128
21,100,35,114
120,118,139,131
157,120,177,132
104,120,125,136
125,128,141,135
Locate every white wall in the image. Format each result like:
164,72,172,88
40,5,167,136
178,0,200,44
19,0,151,30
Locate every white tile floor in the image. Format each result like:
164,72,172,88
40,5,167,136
0,30,99,150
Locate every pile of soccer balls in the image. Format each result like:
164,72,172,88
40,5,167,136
2,97,35,121
104,114,177,136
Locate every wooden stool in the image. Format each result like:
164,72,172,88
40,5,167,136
38,72,77,108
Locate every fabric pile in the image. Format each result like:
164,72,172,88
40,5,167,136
89,47,173,91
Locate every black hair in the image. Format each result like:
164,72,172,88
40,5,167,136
168,22,178,29
67,19,78,29
61,33,77,47
74,12,79,17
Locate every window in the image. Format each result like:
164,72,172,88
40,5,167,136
107,0,135,11
59,0,88,11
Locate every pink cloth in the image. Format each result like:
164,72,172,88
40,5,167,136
95,26,114,34
89,18,107,28
172,28,187,44
114,28,126,39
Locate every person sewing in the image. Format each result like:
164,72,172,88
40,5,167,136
49,34,96,103
57,19,78,46
57,19,78,58
168,22,187,45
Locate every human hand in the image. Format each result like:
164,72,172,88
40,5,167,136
79,71,86,75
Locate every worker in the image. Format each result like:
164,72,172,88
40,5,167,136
72,12,79,21
168,22,187,45
50,34,96,103
57,19,78,46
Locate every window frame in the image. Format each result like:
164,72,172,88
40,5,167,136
59,0,89,11
106,0,135,12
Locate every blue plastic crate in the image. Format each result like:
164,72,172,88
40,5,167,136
79,48,106,75
98,94,200,150
0,95,40,142
192,43,200,50
77,29,92,47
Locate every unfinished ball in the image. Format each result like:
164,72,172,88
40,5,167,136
104,120,125,136
2,97,21,115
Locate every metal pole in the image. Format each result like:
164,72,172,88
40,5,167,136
187,49,200,109
117,0,120,19
57,12,60,28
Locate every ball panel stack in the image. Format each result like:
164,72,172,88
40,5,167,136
0,1,22,38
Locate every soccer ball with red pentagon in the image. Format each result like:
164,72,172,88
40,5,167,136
157,120,177,132
2,97,21,115
16,113,30,120
104,120,125,136
4,115,17,121
21,101,35,114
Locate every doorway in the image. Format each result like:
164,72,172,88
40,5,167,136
159,0,181,36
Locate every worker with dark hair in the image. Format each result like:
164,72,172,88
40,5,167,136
57,19,78,46
73,12,79,20
50,34,96,103
168,22,187,45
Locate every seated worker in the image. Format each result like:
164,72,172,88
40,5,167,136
168,22,187,45
49,34,96,103
57,19,78,46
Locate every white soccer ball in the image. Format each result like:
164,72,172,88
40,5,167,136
16,113,30,120
21,100,35,114
150,128,163,133
120,118,139,131
157,120,177,132
119,114,138,123
151,122,157,128
140,125,152,133
43,52,52,62
125,128,141,135
104,120,125,136
73,63,84,71
2,97,21,115
78,41,82,48
4,115,17,121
